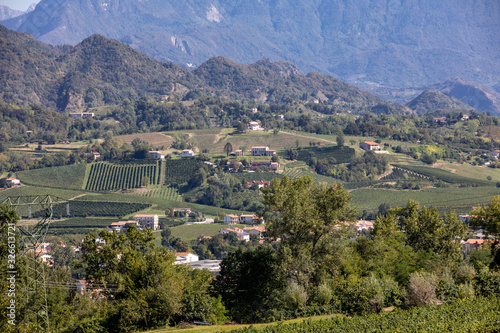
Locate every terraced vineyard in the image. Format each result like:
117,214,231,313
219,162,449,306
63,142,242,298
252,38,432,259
17,164,86,190
84,162,160,191
136,186,182,201
164,159,205,185
35,201,151,218
47,217,116,235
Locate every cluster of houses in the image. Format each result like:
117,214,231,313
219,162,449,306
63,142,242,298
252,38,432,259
219,226,266,242
223,213,260,225
108,214,160,232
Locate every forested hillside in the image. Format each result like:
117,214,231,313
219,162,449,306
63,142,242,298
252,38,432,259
0,25,413,115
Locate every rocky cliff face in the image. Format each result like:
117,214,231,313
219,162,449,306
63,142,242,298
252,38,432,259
2,0,499,90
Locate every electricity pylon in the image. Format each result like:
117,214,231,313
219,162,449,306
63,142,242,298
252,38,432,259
3,195,67,332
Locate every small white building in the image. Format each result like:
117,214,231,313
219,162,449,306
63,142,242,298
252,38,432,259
491,150,500,159
70,112,94,119
180,149,196,157
248,121,261,130
134,214,159,230
175,252,199,264
92,152,101,160
359,141,380,151
149,151,165,160
6,178,20,187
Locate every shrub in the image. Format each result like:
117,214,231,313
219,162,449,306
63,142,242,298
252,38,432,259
473,270,500,297
408,271,438,306
284,282,308,310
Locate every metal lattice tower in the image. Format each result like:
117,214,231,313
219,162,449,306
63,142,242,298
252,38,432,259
3,195,67,332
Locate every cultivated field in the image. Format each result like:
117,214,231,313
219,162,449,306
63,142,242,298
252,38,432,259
17,164,86,190
116,132,175,148
351,187,500,215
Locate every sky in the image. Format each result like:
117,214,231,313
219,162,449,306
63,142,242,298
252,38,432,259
0,0,39,11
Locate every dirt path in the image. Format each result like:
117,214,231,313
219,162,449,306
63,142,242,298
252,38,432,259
68,194,87,201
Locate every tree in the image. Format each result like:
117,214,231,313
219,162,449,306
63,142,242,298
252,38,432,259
337,130,345,148
287,149,298,161
224,142,233,157
472,195,500,268
237,122,247,133
379,200,466,261
261,176,357,288
213,246,284,323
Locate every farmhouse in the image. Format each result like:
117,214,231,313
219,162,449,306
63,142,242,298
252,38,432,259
250,161,280,171
180,149,196,157
224,214,239,225
248,121,261,130
149,151,164,159
6,178,20,187
239,214,258,224
251,146,276,156
433,117,447,124
243,226,266,238
359,141,380,151
108,221,141,233
491,150,500,159
134,214,160,230
92,152,101,160
173,208,192,214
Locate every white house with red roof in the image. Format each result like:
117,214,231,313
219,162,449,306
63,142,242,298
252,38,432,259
359,141,380,151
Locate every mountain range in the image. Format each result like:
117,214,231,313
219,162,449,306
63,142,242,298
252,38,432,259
1,0,499,92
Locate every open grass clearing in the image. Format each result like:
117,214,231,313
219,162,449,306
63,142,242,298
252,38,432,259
436,162,500,182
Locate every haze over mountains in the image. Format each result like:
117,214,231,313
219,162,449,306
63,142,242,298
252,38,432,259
1,0,499,93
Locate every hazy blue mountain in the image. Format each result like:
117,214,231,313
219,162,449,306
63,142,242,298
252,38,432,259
2,0,498,91
0,4,35,21
406,90,471,115
428,77,500,115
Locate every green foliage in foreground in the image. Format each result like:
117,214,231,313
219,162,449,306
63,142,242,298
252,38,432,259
230,297,500,333
17,163,87,190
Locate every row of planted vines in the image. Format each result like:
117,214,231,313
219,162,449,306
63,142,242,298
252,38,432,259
85,162,160,191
